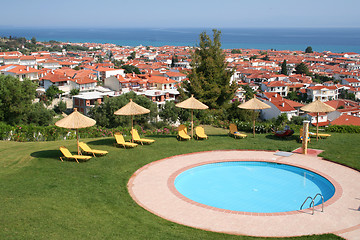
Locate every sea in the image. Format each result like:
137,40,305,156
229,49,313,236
1,27,360,53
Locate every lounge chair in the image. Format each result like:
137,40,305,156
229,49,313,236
195,126,208,140
308,131,331,139
229,123,247,139
130,129,155,145
177,124,191,140
299,128,311,143
79,142,108,157
114,132,138,148
59,146,92,163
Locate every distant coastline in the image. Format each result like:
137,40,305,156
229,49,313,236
1,27,360,53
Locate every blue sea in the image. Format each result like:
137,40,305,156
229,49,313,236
1,27,360,53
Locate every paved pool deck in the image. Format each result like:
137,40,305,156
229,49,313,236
128,150,360,239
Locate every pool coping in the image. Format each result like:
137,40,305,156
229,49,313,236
128,150,360,239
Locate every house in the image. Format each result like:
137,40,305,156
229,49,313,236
147,75,177,91
104,75,126,92
348,87,360,100
260,81,289,97
164,71,187,82
341,78,360,87
139,89,180,107
39,70,98,93
39,73,73,92
72,91,117,115
306,85,339,102
259,92,303,120
20,56,37,68
0,64,39,81
302,112,330,126
84,66,125,81
40,60,62,70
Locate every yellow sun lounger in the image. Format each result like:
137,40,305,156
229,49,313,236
309,132,331,138
130,129,155,145
114,132,138,148
59,146,92,163
177,124,191,140
79,142,108,157
229,123,247,139
195,126,208,140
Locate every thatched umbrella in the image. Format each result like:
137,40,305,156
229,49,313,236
300,100,335,141
238,96,271,137
175,95,209,139
55,108,96,154
114,99,150,141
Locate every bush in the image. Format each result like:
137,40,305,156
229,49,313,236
0,122,177,142
327,125,360,133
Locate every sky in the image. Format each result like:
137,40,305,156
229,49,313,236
1,0,359,29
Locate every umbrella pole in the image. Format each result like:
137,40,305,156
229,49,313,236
191,109,194,139
316,113,319,141
131,115,134,142
253,110,255,138
76,129,80,154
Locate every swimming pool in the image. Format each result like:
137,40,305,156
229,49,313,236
174,161,335,213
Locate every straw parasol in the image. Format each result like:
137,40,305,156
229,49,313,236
238,96,271,137
55,108,96,154
175,95,209,138
114,99,150,140
300,100,335,141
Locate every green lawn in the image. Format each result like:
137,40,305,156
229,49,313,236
1,127,355,240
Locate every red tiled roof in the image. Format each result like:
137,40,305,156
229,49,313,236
331,114,360,126
148,75,176,84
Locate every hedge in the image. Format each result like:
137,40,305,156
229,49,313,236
0,122,177,142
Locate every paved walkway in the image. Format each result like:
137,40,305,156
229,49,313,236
128,150,360,239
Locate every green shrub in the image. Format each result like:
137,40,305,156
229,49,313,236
327,125,360,133
0,122,177,142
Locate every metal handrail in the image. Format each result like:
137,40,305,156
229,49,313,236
300,196,313,210
310,193,324,215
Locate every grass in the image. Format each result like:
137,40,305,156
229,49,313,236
0,126,356,240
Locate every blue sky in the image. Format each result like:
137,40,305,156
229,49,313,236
1,0,359,28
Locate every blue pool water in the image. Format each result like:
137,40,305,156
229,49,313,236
174,161,335,213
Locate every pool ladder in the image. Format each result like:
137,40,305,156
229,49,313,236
300,193,324,215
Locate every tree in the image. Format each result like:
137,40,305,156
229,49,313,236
305,46,313,53
339,90,355,101
70,88,80,96
225,100,253,122
261,55,270,61
231,49,242,54
45,85,63,102
294,62,311,76
171,55,179,68
89,92,157,128
0,75,53,125
159,101,179,124
179,29,237,109
31,37,37,45
121,65,141,74
242,84,256,101
127,51,136,60
280,60,288,75
26,103,55,126
0,75,36,124
54,101,67,114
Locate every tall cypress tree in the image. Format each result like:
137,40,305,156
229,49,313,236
281,60,288,75
179,29,237,109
